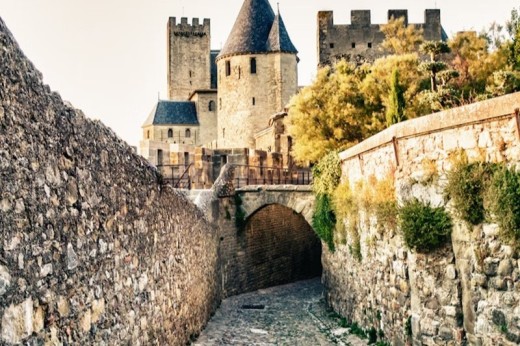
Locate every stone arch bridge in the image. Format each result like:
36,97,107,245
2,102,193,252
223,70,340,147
235,185,315,226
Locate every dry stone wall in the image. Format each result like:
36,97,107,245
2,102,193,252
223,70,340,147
325,93,520,345
0,18,220,345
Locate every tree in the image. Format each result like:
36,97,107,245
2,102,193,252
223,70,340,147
386,68,406,126
420,41,451,92
507,7,520,70
380,17,424,55
288,61,367,164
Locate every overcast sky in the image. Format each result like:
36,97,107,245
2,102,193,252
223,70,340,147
1,0,518,147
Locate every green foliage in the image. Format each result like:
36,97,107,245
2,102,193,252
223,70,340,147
349,322,367,339
380,17,424,55
288,61,367,163
312,194,336,251
386,68,406,126
445,162,497,225
349,228,362,262
312,151,341,195
399,199,452,253
405,316,413,337
367,327,377,344
234,194,246,230
487,166,520,244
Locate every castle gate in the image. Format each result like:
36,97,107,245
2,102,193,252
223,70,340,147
218,186,321,297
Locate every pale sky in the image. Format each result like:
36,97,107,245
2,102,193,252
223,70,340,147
1,0,518,147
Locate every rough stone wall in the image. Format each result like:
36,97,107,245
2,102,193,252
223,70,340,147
168,17,211,100
0,18,220,345
325,93,520,345
217,53,298,148
317,9,443,67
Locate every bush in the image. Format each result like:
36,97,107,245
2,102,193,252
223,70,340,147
399,199,452,252
312,194,336,251
487,166,520,243
312,151,341,195
445,162,496,225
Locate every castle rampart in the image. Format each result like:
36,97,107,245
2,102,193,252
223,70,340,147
317,9,445,67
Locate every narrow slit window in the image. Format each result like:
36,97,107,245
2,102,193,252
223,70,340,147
225,61,231,76
250,57,257,74
351,42,356,48
252,97,256,106
368,42,372,48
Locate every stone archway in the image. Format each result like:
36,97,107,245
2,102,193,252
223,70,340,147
234,203,322,293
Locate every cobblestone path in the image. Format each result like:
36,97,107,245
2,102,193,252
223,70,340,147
193,278,367,346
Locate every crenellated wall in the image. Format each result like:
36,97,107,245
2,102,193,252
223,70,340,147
325,93,520,345
0,17,220,345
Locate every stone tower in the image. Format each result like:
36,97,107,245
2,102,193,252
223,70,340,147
167,17,211,100
216,0,298,148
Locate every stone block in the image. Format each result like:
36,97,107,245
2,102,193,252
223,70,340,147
1,298,34,344
0,265,11,296
497,259,513,277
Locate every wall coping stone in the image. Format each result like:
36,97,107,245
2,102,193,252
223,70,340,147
339,92,520,161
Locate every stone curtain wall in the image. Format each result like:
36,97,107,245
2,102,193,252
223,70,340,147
0,18,220,345
324,93,520,345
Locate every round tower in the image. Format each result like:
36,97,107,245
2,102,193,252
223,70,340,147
216,0,298,148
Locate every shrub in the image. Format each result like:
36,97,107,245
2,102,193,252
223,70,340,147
399,199,452,252
313,194,336,251
445,161,496,225
312,151,341,195
487,166,520,244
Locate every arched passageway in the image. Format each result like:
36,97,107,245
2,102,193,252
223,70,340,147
236,203,322,293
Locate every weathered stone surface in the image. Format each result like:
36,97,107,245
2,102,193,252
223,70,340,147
0,17,220,345
329,91,520,345
0,265,11,296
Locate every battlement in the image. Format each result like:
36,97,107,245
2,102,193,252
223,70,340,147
317,9,445,67
168,17,210,34
318,9,441,28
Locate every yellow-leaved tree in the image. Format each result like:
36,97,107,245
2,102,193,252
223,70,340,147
288,61,367,164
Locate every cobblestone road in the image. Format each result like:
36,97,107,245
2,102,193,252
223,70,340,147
193,278,367,346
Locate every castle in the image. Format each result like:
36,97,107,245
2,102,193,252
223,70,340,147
139,2,446,187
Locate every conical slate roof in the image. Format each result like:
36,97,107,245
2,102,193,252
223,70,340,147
266,13,297,53
217,0,297,59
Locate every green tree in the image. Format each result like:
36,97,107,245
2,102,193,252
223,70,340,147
420,41,451,92
386,68,406,126
380,17,424,55
288,61,367,164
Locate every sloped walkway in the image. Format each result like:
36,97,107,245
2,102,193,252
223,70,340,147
194,278,367,346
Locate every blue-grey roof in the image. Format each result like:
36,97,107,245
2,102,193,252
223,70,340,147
266,14,297,53
217,0,297,59
142,101,198,126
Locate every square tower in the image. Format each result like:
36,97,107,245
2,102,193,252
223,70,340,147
167,17,212,100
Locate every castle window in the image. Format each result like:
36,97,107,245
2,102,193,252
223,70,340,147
222,128,225,138
250,58,257,74
252,97,256,106
368,42,372,48
167,129,173,138
209,100,215,112
185,129,191,138
146,130,150,139
225,61,231,76
219,98,222,110
351,42,356,48
238,66,241,79
189,70,192,77
329,43,334,49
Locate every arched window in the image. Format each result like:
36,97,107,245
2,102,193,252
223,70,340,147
209,100,215,112
185,129,191,138
167,129,173,138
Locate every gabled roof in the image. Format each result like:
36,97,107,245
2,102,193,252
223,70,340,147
142,100,198,127
217,0,297,59
266,13,298,54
